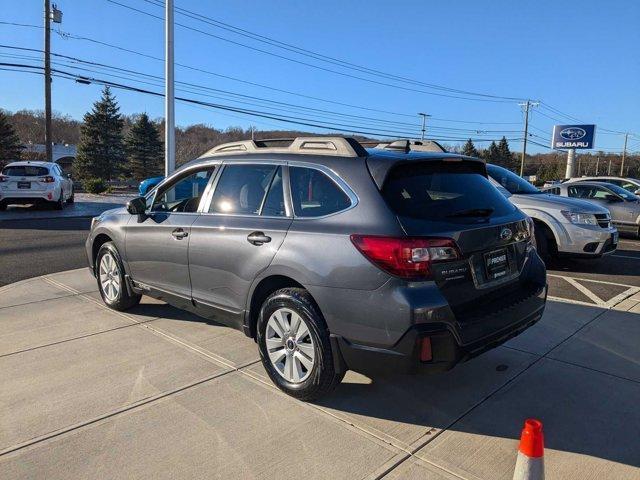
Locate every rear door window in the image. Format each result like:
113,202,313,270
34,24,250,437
2,166,50,177
289,166,351,217
209,164,277,215
382,161,515,220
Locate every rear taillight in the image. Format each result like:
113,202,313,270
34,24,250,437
40,176,55,183
350,235,460,280
0,175,7,183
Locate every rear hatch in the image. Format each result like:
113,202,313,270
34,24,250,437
379,159,538,322
1,165,51,192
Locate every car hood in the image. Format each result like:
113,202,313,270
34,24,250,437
509,193,609,213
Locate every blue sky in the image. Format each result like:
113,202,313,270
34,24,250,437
1,0,639,153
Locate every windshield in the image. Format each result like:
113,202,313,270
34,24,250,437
603,183,640,201
486,164,540,194
2,165,50,177
382,161,516,220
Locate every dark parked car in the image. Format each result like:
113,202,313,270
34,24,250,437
86,137,547,400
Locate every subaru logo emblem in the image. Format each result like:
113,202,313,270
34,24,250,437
559,127,586,140
500,228,512,241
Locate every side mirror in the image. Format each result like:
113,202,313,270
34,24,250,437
127,196,147,215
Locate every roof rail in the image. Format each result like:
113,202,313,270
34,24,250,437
199,136,367,158
374,139,447,153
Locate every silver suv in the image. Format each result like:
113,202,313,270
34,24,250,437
86,137,547,400
487,165,618,258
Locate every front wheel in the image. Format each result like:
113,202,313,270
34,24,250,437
96,242,141,311
52,191,64,210
257,288,344,401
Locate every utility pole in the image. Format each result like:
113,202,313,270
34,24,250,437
620,133,628,176
165,0,175,176
595,156,599,176
608,158,612,175
418,113,430,141
518,100,538,177
44,0,52,162
250,125,255,140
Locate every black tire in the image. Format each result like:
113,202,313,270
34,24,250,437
0,203,6,211
534,221,556,261
52,191,64,210
95,242,141,311
257,288,344,401
67,188,74,204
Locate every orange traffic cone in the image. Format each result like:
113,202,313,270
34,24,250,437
513,419,544,480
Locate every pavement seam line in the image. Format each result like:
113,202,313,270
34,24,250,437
0,291,80,311
0,369,235,458
238,367,407,453
0,317,159,359
43,277,238,371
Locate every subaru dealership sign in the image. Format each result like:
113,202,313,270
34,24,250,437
552,124,596,149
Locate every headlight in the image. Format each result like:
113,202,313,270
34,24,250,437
561,211,597,225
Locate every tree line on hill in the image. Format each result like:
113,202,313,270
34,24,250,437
1,87,638,188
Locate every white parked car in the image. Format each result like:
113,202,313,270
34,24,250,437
487,164,618,259
0,161,74,210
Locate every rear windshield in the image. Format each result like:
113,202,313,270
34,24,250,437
382,161,516,220
2,166,50,177
487,164,540,195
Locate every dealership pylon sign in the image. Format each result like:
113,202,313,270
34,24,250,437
552,124,596,149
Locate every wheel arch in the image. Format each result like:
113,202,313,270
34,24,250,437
245,274,311,339
92,233,113,273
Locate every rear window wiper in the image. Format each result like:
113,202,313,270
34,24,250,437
447,208,494,218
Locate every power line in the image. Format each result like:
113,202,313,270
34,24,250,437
139,0,528,102
2,61,525,143
105,0,521,103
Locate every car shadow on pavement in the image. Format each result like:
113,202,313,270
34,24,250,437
547,251,640,280
307,300,640,472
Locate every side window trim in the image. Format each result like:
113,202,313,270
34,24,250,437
286,161,358,219
200,161,292,218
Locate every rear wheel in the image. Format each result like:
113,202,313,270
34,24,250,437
96,242,141,311
257,288,344,401
534,221,556,261
52,191,64,210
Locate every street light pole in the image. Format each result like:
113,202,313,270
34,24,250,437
165,0,175,176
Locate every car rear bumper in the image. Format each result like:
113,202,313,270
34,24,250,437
331,283,546,375
0,187,59,203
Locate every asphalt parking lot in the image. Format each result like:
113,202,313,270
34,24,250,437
1,257,640,479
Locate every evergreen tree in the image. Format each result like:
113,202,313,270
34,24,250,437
485,141,500,163
496,136,514,169
0,111,23,167
125,113,163,181
461,139,479,157
74,87,125,180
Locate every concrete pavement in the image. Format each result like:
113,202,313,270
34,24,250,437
0,269,639,479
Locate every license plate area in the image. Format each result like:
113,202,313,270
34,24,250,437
484,248,509,280
612,232,619,244
17,181,31,189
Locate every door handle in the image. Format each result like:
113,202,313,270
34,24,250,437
171,228,189,239
247,231,271,246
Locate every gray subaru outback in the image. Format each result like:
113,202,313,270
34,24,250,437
86,137,547,400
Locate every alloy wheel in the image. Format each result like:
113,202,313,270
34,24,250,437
99,253,121,302
266,308,316,383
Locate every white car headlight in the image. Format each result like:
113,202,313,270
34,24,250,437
561,211,597,225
